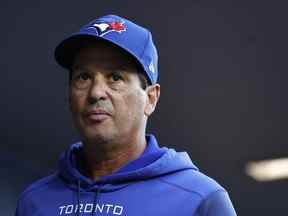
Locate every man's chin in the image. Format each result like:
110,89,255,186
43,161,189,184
75,120,116,143
80,129,114,144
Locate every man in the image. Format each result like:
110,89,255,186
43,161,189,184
15,14,237,216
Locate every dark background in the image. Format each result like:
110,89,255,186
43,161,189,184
2,0,288,215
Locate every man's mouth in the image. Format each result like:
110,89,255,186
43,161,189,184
84,109,111,123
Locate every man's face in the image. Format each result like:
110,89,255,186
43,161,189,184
69,41,159,146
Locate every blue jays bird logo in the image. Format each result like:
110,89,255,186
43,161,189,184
88,21,126,36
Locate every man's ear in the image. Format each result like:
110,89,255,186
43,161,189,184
144,84,160,117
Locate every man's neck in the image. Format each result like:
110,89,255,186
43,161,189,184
79,135,146,181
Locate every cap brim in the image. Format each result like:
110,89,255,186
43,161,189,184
55,33,144,69
54,32,152,84
55,33,109,69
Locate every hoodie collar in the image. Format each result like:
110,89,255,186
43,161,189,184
58,134,198,191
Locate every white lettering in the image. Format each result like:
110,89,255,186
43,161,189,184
113,205,123,215
105,204,113,213
74,204,78,213
59,206,65,215
84,203,93,213
79,203,84,213
65,205,73,214
58,203,124,215
95,203,104,213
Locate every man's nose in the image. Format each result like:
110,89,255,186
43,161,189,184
87,76,108,104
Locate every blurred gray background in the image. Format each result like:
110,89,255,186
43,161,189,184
2,0,288,215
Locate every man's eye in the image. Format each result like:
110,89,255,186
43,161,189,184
72,72,92,89
110,72,122,82
76,72,90,81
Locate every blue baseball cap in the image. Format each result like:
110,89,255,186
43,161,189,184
54,14,158,84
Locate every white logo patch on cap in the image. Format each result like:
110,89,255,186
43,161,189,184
149,61,155,73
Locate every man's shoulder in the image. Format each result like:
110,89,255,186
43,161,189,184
18,172,60,201
158,168,226,199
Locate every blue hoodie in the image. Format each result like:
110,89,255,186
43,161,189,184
15,135,237,216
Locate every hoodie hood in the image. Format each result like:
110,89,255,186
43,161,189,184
16,135,236,216
58,134,198,192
